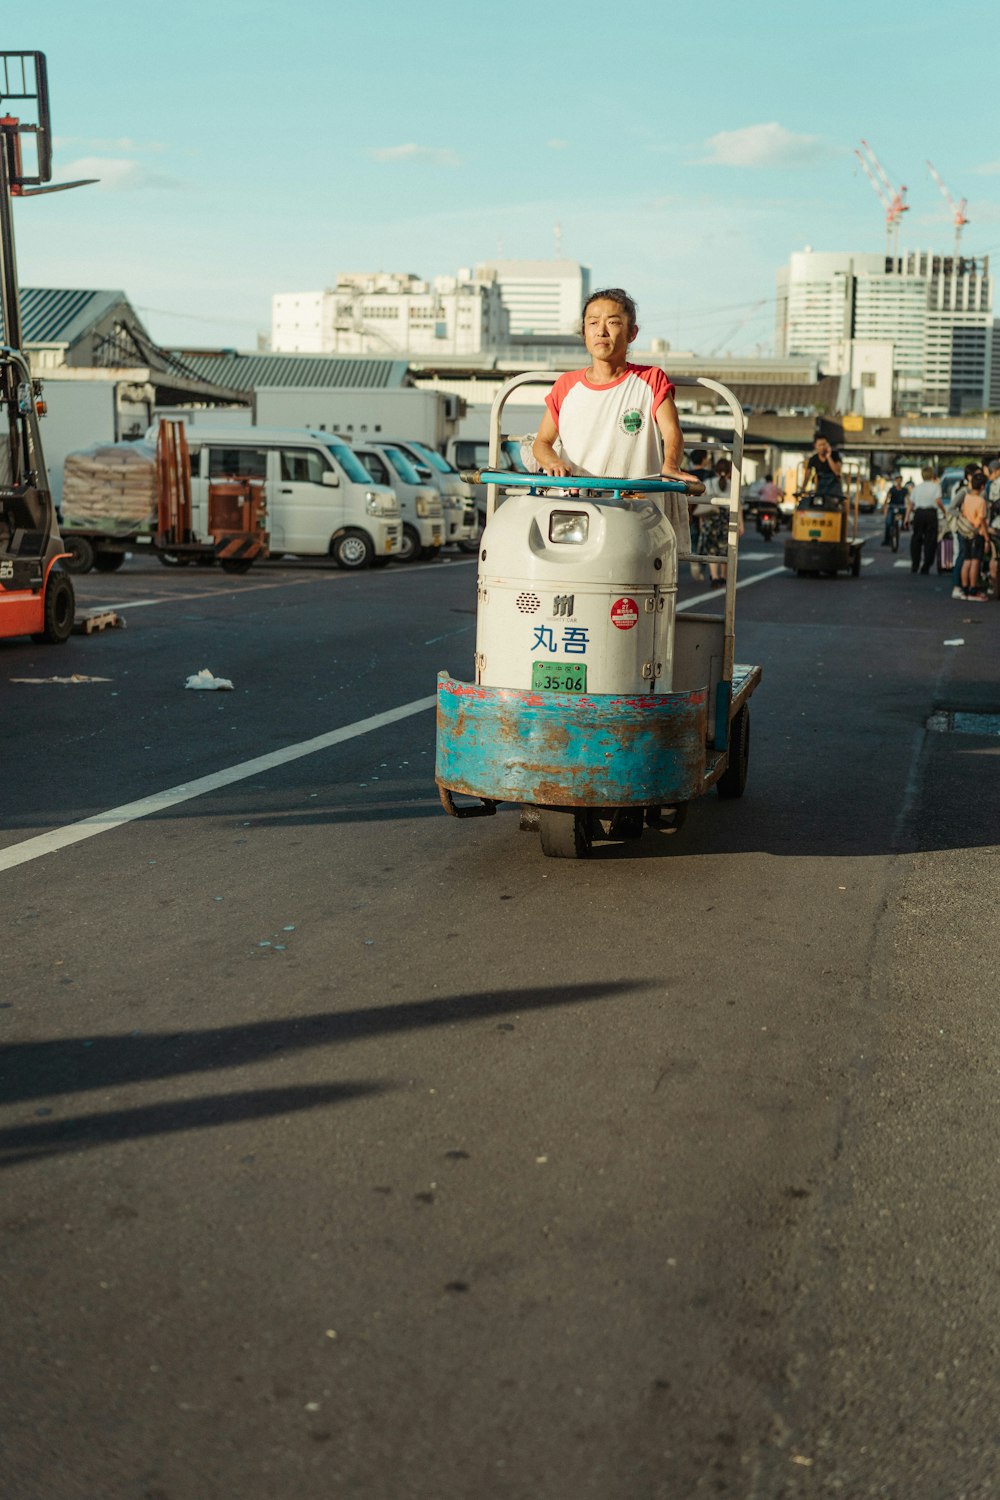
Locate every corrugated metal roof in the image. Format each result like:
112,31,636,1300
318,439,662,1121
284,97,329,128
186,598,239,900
724,376,841,411
1,287,130,345
171,352,410,392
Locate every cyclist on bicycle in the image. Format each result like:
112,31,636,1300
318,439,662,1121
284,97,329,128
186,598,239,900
882,473,910,546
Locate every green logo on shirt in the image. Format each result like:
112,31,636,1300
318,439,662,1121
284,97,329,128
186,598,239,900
621,408,643,436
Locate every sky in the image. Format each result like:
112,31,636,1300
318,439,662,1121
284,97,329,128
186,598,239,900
9,0,1000,356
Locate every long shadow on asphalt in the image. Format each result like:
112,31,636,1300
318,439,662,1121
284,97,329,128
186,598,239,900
0,979,649,1168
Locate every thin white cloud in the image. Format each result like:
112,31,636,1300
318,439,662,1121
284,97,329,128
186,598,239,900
971,160,1000,176
696,123,843,169
54,156,187,191
367,143,461,167
547,138,570,151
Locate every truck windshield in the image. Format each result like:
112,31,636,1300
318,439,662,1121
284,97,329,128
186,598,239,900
325,442,372,486
406,441,455,476
380,446,422,486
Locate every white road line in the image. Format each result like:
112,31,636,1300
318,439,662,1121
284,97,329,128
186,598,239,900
84,557,477,613
0,695,437,874
83,597,162,610
679,565,786,611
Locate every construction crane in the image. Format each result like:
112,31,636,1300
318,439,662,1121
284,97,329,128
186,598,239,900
854,139,909,257
926,160,968,259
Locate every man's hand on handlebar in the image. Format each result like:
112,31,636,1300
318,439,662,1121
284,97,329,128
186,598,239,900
661,465,705,496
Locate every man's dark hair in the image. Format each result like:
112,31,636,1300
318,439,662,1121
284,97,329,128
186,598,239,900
582,287,638,330
965,461,982,476
691,448,708,466
970,471,986,492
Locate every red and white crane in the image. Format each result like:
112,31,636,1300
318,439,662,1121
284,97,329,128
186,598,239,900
854,139,909,257
926,161,968,259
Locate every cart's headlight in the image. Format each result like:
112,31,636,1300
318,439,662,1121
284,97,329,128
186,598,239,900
416,496,429,518
549,510,589,544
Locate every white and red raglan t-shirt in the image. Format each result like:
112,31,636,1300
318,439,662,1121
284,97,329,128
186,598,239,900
544,363,689,549
544,364,674,479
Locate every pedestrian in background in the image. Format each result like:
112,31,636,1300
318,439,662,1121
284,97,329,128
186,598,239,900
696,457,743,589
953,471,991,601
985,456,1000,517
687,446,715,580
904,466,943,575
949,462,984,594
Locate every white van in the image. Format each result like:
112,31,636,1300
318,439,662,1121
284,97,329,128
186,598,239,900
354,443,444,563
375,438,478,548
183,427,402,568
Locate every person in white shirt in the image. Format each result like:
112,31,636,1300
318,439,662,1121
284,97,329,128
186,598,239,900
903,466,944,575
532,289,699,550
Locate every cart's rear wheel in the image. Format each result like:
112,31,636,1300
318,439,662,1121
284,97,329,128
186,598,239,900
538,809,591,859
716,705,750,799
646,803,687,833
93,550,125,573
851,550,862,577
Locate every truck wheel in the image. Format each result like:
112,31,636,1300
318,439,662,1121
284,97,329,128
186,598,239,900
396,524,422,564
331,530,373,570
93,551,125,573
716,705,750,799
220,558,254,575
31,570,75,644
458,537,481,554
538,809,591,858
62,535,94,574
851,550,862,577
158,552,193,567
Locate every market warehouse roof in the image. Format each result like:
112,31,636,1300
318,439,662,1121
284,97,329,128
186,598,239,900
170,351,411,392
1,289,249,403
2,287,130,346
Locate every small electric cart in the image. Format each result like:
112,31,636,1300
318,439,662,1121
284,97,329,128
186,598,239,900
435,374,762,857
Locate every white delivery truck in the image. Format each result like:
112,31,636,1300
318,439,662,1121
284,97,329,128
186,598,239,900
354,443,443,562
254,387,460,451
184,427,401,568
374,437,478,550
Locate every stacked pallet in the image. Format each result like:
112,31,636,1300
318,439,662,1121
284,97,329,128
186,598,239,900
62,441,157,528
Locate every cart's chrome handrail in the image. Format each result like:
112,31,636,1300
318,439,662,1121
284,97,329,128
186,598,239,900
670,377,745,688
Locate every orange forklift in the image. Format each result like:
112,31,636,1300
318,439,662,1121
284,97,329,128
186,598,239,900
0,52,78,644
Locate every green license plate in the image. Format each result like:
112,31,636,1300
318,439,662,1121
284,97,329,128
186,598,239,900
532,661,587,693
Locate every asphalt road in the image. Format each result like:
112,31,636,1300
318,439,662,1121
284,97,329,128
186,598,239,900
4,532,1000,1499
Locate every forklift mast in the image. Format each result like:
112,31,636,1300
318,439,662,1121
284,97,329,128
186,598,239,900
0,52,54,522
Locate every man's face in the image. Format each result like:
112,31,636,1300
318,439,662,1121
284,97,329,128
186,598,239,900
816,440,830,460
583,299,635,363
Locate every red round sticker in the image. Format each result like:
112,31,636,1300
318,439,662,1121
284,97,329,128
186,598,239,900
610,597,639,630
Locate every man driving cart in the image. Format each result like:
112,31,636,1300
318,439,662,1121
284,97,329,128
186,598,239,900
532,288,700,548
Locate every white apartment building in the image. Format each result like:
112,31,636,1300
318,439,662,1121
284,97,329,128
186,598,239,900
272,271,509,357
775,249,994,414
474,259,590,336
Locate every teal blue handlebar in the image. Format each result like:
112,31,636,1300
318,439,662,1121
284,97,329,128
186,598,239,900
476,470,699,496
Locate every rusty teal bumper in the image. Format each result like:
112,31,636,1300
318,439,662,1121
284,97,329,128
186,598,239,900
435,673,709,808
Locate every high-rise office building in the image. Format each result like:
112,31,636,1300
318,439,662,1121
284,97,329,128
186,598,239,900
775,249,993,414
473,259,590,337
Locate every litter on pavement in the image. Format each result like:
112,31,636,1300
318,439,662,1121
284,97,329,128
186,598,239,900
185,668,234,691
